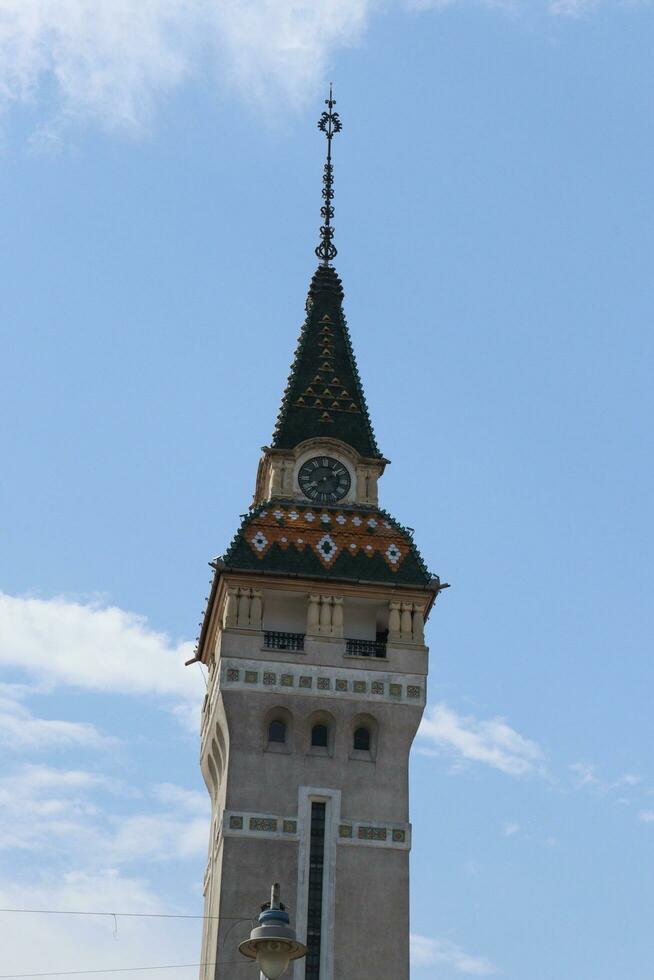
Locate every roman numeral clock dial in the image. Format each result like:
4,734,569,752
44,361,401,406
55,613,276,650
298,456,351,503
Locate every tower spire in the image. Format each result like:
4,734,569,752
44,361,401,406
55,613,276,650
315,83,342,266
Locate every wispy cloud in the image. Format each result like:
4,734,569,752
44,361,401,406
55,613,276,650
411,934,500,975
0,0,375,137
0,871,204,980
638,810,654,823
418,703,543,776
0,761,208,862
0,684,113,750
409,0,645,15
503,821,520,836
569,762,643,795
0,0,644,139
549,0,599,15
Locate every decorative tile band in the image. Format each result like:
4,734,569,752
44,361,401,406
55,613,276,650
223,810,300,841
217,659,425,708
338,820,411,850
223,810,410,849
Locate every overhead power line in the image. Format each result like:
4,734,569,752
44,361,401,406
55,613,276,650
0,909,251,922
0,964,250,979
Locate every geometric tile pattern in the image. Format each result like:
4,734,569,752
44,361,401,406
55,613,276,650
242,503,412,572
271,264,382,458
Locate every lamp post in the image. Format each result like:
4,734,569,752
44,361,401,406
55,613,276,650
239,883,307,979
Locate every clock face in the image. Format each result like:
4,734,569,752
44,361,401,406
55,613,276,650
298,456,351,503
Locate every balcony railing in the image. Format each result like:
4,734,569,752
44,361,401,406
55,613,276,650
345,638,387,659
264,630,305,652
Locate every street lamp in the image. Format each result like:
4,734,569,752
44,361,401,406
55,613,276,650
239,883,307,979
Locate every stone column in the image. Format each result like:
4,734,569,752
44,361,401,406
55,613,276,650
270,462,283,496
388,600,402,642
331,597,344,637
236,589,250,627
282,459,295,495
249,590,263,629
307,595,321,635
400,602,413,639
319,596,332,633
412,603,425,643
223,588,238,628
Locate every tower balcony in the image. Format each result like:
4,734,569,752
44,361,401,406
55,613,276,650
264,630,306,652
344,637,387,659
208,582,429,680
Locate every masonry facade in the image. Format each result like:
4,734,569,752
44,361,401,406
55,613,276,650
193,104,444,980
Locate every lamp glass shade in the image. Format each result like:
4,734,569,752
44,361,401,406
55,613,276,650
256,940,291,979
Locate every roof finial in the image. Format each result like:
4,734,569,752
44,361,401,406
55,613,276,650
315,83,342,266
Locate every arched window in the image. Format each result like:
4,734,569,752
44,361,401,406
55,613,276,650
353,727,370,752
268,719,286,744
311,723,329,748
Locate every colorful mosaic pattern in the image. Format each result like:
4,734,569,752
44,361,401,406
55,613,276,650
249,817,277,833
222,502,431,585
358,826,387,841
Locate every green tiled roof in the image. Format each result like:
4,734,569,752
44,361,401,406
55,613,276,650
221,501,433,587
271,265,382,459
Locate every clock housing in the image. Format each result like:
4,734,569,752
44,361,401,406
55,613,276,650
298,455,351,503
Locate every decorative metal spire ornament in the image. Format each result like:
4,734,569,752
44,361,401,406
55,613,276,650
315,84,342,266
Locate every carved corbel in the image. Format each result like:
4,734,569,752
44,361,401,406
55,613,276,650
223,587,238,628
412,603,425,644
388,600,402,641
319,595,333,633
307,595,321,635
331,597,344,637
249,590,263,629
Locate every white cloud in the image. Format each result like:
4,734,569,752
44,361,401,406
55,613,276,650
569,761,601,788
503,821,520,836
569,763,644,795
549,0,599,15
0,0,375,136
418,703,543,776
0,871,205,980
153,782,208,813
0,762,208,862
638,810,654,823
0,684,113,750
407,0,647,17
411,934,500,975
0,593,203,717
614,773,642,788
0,0,640,138
109,812,209,863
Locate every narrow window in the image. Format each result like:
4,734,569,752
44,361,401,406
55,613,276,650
353,727,370,752
268,720,286,744
305,801,326,979
311,723,328,748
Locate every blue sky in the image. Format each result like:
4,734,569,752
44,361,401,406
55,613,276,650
1,1,653,978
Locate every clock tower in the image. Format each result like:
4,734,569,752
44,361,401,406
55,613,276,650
193,90,446,980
